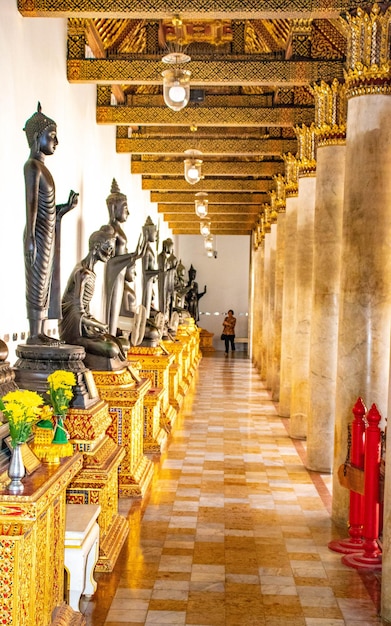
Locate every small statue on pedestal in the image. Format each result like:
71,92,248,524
185,265,207,324
59,225,129,369
23,103,78,345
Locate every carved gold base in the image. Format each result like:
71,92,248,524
51,602,86,625
143,387,168,455
119,453,154,498
67,434,127,572
199,327,216,352
92,367,154,499
95,513,129,572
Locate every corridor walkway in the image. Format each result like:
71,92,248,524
82,353,384,626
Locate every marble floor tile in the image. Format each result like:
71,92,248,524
82,354,383,626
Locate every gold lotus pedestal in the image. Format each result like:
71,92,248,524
0,454,83,626
93,366,154,498
128,345,176,443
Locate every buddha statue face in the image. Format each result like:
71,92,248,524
38,124,58,156
113,198,129,223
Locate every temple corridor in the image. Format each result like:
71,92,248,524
82,353,384,626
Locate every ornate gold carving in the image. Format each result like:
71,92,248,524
272,173,286,212
96,103,314,127
295,123,317,175
344,4,391,98
142,178,271,192
132,160,284,177
117,136,297,155
158,204,261,214
151,191,265,204
67,57,343,86
18,0,365,19
282,152,299,196
312,78,346,145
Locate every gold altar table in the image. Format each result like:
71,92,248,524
0,454,83,626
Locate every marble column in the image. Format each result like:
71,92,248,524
306,143,345,471
266,223,277,390
271,211,286,402
279,194,298,417
332,93,391,522
260,224,271,382
250,233,264,371
289,173,316,438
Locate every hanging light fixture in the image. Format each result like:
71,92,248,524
184,149,203,184
204,234,214,251
162,52,191,112
200,220,211,237
195,191,208,217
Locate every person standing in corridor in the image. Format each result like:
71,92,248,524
222,309,236,356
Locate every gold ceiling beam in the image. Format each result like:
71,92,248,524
142,179,271,192
132,161,284,177
158,204,261,214
68,58,343,87
165,214,257,223
151,192,265,204
171,227,252,235
18,0,362,19
97,105,314,128
118,137,297,155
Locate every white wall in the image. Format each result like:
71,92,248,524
0,1,172,363
176,235,250,350
0,2,250,361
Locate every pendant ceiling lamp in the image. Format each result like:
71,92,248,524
204,234,214,251
200,219,211,237
184,149,203,184
162,52,191,112
195,191,208,217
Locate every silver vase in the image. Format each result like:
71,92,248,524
8,443,25,494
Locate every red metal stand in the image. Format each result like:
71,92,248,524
342,404,382,571
328,397,365,554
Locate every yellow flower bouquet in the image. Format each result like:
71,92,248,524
0,389,43,447
47,370,76,417
47,370,76,448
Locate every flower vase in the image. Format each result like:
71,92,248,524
8,443,25,494
51,416,73,458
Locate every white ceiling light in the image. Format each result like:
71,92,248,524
200,220,211,237
184,149,203,184
204,234,214,251
195,191,208,217
162,52,191,112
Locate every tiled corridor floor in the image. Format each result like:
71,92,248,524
82,353,384,625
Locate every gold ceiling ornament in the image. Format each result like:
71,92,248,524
343,4,391,98
294,123,317,176
262,203,272,233
273,173,286,212
282,152,299,197
269,191,279,223
311,79,347,146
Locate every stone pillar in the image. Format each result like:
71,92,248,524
332,7,391,542
260,208,272,382
279,154,298,416
266,221,277,390
250,223,265,372
289,126,316,438
306,80,346,472
271,177,286,402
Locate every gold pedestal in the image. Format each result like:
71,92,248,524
0,455,83,626
93,367,154,498
65,399,128,572
161,339,186,412
199,327,216,352
144,386,168,454
128,345,177,434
